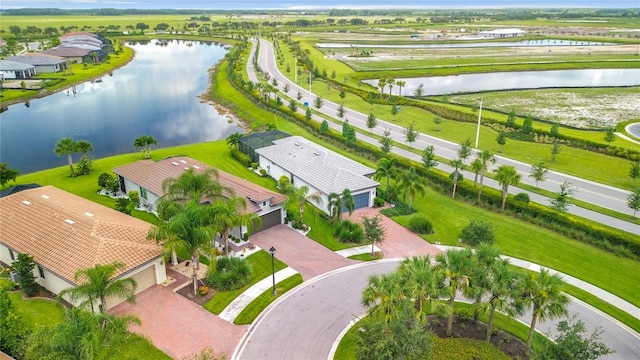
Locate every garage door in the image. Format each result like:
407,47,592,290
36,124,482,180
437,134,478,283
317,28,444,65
106,265,157,309
353,192,370,210
255,208,282,233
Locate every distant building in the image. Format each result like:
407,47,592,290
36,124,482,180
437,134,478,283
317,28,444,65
8,53,67,73
0,60,36,79
478,28,526,38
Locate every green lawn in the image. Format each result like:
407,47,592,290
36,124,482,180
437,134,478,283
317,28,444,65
234,273,303,325
203,250,287,314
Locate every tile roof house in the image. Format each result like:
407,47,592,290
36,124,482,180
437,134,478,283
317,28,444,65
0,186,166,310
255,136,379,216
113,157,286,234
0,60,37,79
43,46,91,64
8,53,68,73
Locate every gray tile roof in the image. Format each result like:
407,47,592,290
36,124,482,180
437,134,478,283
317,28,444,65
256,136,379,195
8,53,66,66
0,60,35,71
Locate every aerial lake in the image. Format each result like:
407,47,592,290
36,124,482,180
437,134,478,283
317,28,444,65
0,39,242,174
364,69,640,96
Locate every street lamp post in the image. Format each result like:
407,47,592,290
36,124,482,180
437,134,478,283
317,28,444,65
269,246,277,295
475,97,483,148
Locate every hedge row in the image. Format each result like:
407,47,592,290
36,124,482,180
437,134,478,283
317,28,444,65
224,41,640,260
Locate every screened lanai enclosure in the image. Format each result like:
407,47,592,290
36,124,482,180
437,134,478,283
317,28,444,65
239,130,291,162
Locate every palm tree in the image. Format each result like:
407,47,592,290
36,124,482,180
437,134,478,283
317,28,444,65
133,135,158,159
54,137,76,176
522,268,570,349
373,157,397,188
377,78,387,96
283,184,323,222
477,150,496,201
397,166,425,208
362,272,404,323
494,165,521,210
148,201,218,295
436,247,474,337
399,256,448,321
481,260,522,342
449,159,463,199
470,158,483,186
158,167,233,214
212,196,261,255
327,188,355,222
74,140,93,160
396,80,406,96
386,78,395,97
226,132,243,150
58,261,137,313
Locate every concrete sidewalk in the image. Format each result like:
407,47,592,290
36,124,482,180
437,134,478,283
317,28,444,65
335,245,382,258
436,245,640,320
219,267,300,323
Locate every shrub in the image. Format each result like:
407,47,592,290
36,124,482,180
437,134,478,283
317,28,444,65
334,220,364,243
115,198,131,215
278,175,290,189
380,201,416,217
206,256,252,291
251,162,259,170
514,192,530,204
12,254,38,297
98,172,112,189
373,196,385,208
408,215,434,234
75,157,93,176
230,148,252,167
259,168,267,177
127,190,140,208
460,220,495,246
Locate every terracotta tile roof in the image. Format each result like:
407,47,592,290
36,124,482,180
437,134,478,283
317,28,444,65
113,157,286,214
0,186,161,284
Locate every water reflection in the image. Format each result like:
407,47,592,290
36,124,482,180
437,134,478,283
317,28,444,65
0,39,242,174
365,69,640,96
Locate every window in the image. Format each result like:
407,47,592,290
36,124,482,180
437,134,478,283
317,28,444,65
9,249,15,261
140,187,148,200
262,201,267,207
38,265,45,279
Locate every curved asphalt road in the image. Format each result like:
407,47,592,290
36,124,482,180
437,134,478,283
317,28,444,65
249,39,639,235
234,260,640,360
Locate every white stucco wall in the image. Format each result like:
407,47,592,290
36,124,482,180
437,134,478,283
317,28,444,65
119,176,159,210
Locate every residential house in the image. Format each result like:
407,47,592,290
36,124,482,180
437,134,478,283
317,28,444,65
43,46,92,64
0,60,36,79
8,53,67,73
255,136,379,216
113,157,286,235
0,186,167,310
478,28,526,38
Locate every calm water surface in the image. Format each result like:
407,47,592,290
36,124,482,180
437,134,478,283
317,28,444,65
0,39,242,174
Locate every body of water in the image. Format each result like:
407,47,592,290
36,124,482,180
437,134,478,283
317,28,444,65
317,39,612,49
0,39,242,174
365,69,640,96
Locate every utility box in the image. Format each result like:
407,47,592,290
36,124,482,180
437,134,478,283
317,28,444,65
10,271,19,283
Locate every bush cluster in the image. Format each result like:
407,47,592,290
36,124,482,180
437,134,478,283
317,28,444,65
230,148,252,167
460,220,495,246
408,215,434,234
380,201,416,217
334,220,364,243
206,256,252,291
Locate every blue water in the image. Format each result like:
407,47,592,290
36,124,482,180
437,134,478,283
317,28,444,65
317,39,612,49
0,40,242,174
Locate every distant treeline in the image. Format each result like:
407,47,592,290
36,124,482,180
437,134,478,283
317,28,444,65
2,7,638,19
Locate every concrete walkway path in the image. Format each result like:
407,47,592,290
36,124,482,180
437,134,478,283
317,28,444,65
335,245,381,257
436,245,640,320
219,267,300,323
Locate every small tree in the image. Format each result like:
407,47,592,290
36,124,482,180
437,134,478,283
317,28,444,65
366,112,377,132
460,220,495,246
403,121,418,148
13,253,39,297
283,84,290,93
0,163,19,188
529,160,549,188
305,106,312,121
550,122,560,137
421,145,437,172
551,141,561,163
314,95,324,109
319,120,329,134
550,181,576,213
296,90,303,101
433,116,442,131
339,89,346,101
630,160,640,184
226,132,242,150
496,132,507,152
506,110,516,126
604,127,616,144
362,214,385,256
133,135,158,159
288,99,298,113
457,137,472,166
536,315,612,360
629,187,640,217
337,103,346,119
522,117,534,133
414,83,424,97
278,175,290,189
379,128,393,155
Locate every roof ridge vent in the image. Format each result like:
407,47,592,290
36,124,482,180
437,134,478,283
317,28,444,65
64,219,75,225
193,165,200,169
180,160,187,164
22,200,32,205
171,162,179,166
41,195,50,199
313,151,321,156
84,212,94,217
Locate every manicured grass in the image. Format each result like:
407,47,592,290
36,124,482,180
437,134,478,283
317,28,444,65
9,292,65,329
431,338,511,360
203,250,287,314
303,209,357,251
234,273,303,325
348,252,383,262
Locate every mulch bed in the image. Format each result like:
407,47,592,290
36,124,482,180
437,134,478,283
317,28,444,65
428,314,530,360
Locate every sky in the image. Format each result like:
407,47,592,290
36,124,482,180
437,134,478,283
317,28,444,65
1,0,638,10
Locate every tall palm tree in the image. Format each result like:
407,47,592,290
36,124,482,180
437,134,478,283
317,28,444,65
494,165,521,210
362,272,404,323
58,261,137,313
386,78,395,97
373,157,397,188
481,260,522,342
398,166,425,208
522,268,569,349
449,159,463,199
148,201,218,295
74,140,94,160
477,150,496,201
398,256,448,321
327,188,355,222
396,80,406,96
470,158,483,186
54,137,76,176
211,196,261,256
158,167,233,215
436,247,474,337
283,184,323,222
377,78,387,96
226,132,243,150
133,135,158,159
